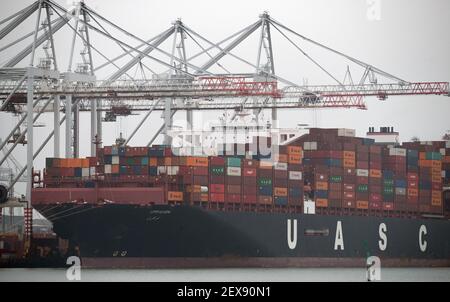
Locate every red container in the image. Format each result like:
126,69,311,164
210,175,224,184
356,161,369,169
408,180,418,188
342,200,355,208
243,159,258,168
343,183,355,191
343,175,356,183
357,152,369,161
432,182,442,191
329,190,342,199
210,184,225,193
210,193,225,203
226,176,242,185
383,202,395,210
369,193,382,202
288,197,302,205
356,192,369,200
273,178,288,187
395,195,406,203
242,194,257,204
192,166,208,176
258,169,273,178
227,185,241,194
343,191,355,200
329,200,342,208
104,146,113,155
315,173,328,181
369,178,382,186
258,196,272,205
343,168,356,176
274,170,288,179
329,183,342,191
243,176,257,186
288,180,303,188
193,175,208,185
227,194,241,203
243,185,257,195
407,172,418,181
356,176,369,184
288,163,303,171
369,161,382,170
369,201,382,209
243,168,257,177
407,195,418,203
210,156,225,166
369,185,382,194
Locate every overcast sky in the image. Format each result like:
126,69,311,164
1,0,449,197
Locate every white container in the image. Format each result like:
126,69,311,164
227,167,241,176
274,162,288,171
289,171,302,180
104,164,111,174
389,148,406,157
200,186,209,193
167,166,179,176
82,168,90,177
446,141,450,148
338,128,356,137
90,167,96,176
440,148,446,156
111,156,119,165
304,142,317,151
157,166,167,175
356,169,369,177
395,187,406,195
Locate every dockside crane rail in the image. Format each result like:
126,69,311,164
0,0,448,204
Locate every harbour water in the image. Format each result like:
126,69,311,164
1,267,450,282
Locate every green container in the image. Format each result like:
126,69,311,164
258,178,272,186
383,187,394,194
383,179,394,186
329,175,342,183
46,158,54,168
126,157,136,165
357,184,368,192
140,157,149,165
210,166,224,175
227,157,242,167
425,152,442,160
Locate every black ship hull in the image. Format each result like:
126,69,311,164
35,204,450,268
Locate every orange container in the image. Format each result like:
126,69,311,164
200,193,209,202
111,165,119,174
432,175,442,183
288,154,302,164
356,200,369,210
432,196,442,206
287,146,302,155
149,158,157,166
275,154,288,163
186,157,209,167
343,158,356,168
259,160,273,169
168,191,183,201
315,181,328,190
274,187,288,197
408,188,418,197
81,159,90,168
164,157,173,166
343,151,356,160
419,160,432,167
60,159,70,168
432,191,441,198
443,156,450,164
369,169,382,178
187,185,202,193
419,152,426,160
316,199,328,208
431,160,442,169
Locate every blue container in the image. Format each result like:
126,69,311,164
132,166,142,175
362,138,375,145
140,157,149,165
274,196,288,206
289,187,303,198
84,181,95,188
119,165,128,175
303,158,311,165
104,155,112,164
382,170,394,179
149,167,158,176
118,147,126,156
148,149,164,157
74,168,82,177
394,179,407,188
419,180,431,190
325,158,342,167
111,146,119,156
315,190,328,199
407,149,419,158
407,157,418,166
258,186,273,196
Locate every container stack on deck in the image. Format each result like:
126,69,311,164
42,128,448,216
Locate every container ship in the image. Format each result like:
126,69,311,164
28,127,450,268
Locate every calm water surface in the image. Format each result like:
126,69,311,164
1,268,450,282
